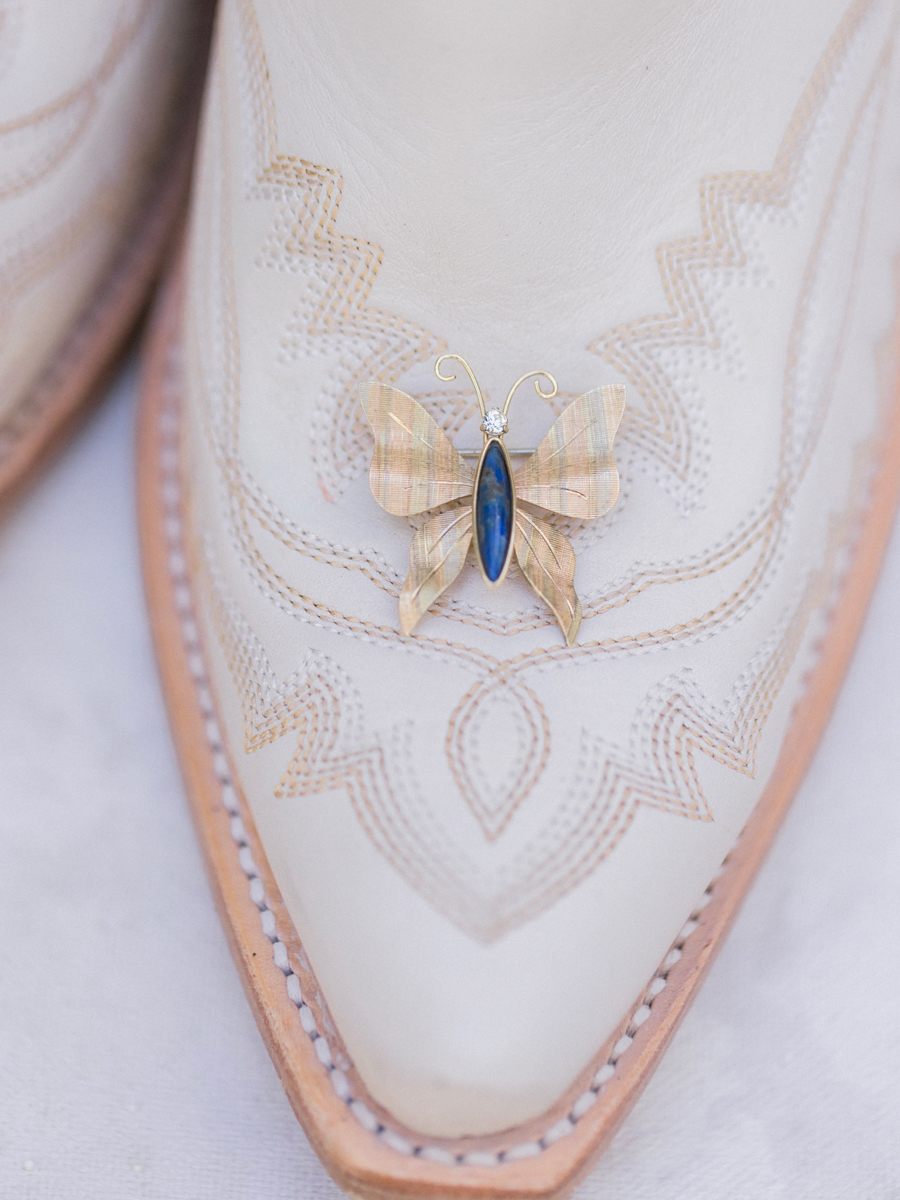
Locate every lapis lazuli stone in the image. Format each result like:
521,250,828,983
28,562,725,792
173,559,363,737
475,440,513,582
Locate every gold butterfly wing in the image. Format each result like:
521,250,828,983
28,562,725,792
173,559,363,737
513,383,625,519
360,382,476,633
511,384,625,645
359,382,475,515
513,508,582,645
399,507,474,635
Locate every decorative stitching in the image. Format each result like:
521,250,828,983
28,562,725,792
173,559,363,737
233,0,448,504
446,676,551,841
179,0,897,942
0,0,152,201
592,0,879,514
196,0,894,666
156,363,733,1161
0,0,196,470
187,11,893,936
163,0,899,1160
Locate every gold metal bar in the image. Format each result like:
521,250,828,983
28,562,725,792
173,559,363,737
459,447,537,457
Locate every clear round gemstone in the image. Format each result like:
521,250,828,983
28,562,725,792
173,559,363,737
481,408,508,437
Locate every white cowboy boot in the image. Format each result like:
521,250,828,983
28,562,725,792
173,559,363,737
139,0,900,1193
0,0,210,507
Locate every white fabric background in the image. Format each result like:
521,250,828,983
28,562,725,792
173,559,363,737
0,362,898,1199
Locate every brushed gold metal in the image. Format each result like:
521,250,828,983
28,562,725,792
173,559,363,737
459,448,537,456
399,506,474,636
514,385,625,520
514,508,582,646
359,357,626,640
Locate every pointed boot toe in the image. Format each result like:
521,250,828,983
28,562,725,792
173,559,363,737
139,0,900,1193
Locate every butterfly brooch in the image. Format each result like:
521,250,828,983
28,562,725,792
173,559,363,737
360,354,625,645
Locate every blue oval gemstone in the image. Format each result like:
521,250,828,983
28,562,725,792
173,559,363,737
475,440,513,583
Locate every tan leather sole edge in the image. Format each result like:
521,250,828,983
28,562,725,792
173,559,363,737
138,257,900,1200
0,6,214,518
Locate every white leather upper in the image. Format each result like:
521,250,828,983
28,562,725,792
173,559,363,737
183,0,900,1135
0,0,196,423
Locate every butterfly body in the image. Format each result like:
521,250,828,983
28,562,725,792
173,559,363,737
360,356,625,646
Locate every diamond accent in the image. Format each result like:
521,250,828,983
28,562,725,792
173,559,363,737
481,408,508,437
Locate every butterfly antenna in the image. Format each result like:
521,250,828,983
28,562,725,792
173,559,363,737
502,370,558,417
435,354,487,418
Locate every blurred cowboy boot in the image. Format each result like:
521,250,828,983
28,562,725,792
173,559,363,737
139,0,900,1194
0,0,212,509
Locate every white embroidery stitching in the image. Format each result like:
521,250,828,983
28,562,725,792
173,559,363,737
157,365,724,1159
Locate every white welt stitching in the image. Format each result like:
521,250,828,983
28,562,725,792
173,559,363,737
157,384,724,1165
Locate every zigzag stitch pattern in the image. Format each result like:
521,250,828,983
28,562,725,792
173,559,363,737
232,0,449,502
592,0,879,513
